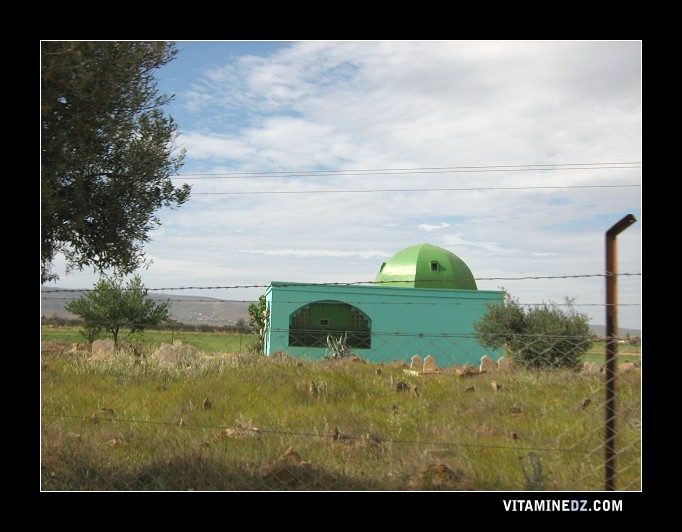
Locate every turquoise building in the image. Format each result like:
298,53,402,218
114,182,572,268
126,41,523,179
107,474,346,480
264,244,504,367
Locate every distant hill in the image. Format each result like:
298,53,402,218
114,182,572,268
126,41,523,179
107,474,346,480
41,287,641,335
589,325,641,338
41,287,253,326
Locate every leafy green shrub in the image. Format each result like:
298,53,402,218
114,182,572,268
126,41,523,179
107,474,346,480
248,295,267,355
474,293,593,370
66,275,170,347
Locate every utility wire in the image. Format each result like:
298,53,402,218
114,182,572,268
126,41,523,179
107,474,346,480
175,161,642,179
191,184,641,195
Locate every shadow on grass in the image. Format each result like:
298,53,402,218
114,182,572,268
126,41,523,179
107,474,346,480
41,453,388,491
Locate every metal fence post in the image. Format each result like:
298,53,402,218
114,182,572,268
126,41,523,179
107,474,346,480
604,214,636,491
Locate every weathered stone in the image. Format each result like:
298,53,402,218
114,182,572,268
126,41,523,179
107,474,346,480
156,343,178,366
480,355,497,373
619,361,637,373
410,354,422,371
176,343,199,364
155,341,199,367
223,427,259,439
223,421,261,439
583,361,603,374
90,339,115,360
497,357,514,372
423,355,437,373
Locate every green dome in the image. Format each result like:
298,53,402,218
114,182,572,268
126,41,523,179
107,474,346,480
375,243,477,290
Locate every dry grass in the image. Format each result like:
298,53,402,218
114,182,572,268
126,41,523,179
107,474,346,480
40,341,641,491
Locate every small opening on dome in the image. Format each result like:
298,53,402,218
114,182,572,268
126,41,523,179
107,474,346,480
379,262,386,272
431,261,439,272
320,319,329,326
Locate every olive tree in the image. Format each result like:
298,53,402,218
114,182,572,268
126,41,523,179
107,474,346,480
474,292,594,369
41,41,190,283
66,275,170,347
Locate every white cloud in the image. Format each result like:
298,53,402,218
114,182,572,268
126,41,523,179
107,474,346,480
418,222,450,232
237,249,390,259
51,41,641,329
441,233,522,255
179,132,255,161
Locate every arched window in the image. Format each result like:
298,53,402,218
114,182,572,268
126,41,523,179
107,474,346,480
289,300,371,348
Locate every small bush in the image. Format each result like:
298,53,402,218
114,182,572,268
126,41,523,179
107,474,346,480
474,293,593,370
325,333,351,359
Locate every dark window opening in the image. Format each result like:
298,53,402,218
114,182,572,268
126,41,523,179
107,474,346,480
289,301,372,349
351,311,368,329
431,261,439,272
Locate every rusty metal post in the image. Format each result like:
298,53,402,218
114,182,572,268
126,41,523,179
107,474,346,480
604,214,636,491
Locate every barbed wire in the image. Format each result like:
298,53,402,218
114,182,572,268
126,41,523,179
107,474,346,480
40,272,642,294
40,320,638,339
39,413,588,454
41,295,642,307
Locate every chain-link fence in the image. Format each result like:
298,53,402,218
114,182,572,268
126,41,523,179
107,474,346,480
41,328,641,491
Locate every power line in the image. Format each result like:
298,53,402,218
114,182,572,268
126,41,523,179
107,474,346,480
175,161,642,179
191,184,641,196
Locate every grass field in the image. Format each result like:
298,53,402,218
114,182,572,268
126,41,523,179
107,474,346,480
40,326,259,354
40,333,641,491
583,342,640,364
40,326,641,364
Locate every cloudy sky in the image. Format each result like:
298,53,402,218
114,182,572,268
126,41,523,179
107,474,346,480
47,40,642,329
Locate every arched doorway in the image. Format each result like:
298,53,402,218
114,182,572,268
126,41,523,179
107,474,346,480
288,300,371,348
